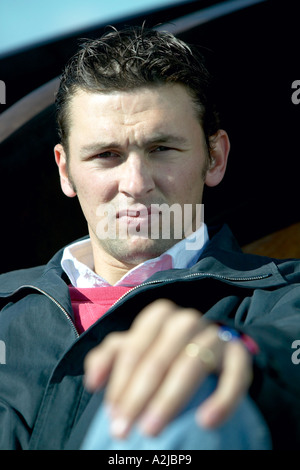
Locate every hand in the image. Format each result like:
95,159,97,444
84,299,253,439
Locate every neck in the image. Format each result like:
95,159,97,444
94,259,132,285
90,240,147,285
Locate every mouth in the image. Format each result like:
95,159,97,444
116,206,162,237
117,205,160,220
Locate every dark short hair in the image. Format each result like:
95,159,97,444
55,26,220,154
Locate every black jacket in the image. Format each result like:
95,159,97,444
0,225,300,449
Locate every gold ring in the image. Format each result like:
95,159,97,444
184,343,216,371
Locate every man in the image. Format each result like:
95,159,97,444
0,26,299,450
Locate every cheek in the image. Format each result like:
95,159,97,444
162,164,204,202
74,170,118,205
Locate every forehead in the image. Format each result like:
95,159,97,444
68,84,200,127
65,84,205,154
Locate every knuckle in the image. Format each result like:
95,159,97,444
164,307,202,335
133,298,176,327
102,330,125,349
180,307,202,322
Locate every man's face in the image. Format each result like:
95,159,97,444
55,84,228,270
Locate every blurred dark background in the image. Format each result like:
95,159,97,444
1,0,299,272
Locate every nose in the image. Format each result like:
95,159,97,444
118,153,155,199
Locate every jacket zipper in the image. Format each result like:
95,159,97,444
10,284,80,338
107,271,271,312
8,271,271,335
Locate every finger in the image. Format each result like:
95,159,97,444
105,300,205,405
84,332,123,391
84,299,175,392
105,299,179,404
135,325,222,436
196,340,253,429
109,306,205,407
107,308,208,438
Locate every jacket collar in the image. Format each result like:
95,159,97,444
0,225,289,300
136,224,289,289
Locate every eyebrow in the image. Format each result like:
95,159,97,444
79,134,189,157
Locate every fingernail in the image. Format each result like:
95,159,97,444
196,406,219,428
110,416,131,439
139,411,163,436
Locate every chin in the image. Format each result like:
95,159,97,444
103,237,176,265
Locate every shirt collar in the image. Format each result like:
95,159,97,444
61,224,208,287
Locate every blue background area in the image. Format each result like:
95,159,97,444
0,0,184,55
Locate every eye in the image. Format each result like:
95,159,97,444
95,151,120,159
150,146,172,153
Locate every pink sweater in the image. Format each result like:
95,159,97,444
69,286,132,334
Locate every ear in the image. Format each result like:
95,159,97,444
54,144,77,197
204,130,230,187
